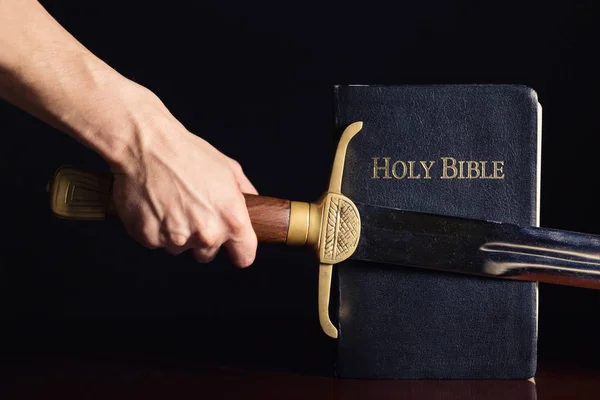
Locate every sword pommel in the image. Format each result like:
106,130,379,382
48,166,115,219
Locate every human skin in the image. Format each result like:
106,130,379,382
0,0,258,267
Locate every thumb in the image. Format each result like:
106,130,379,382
228,158,258,195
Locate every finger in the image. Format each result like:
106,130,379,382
114,190,163,250
192,246,219,263
165,232,189,248
155,230,188,255
157,210,195,252
129,219,163,250
222,199,258,268
223,234,257,268
237,174,258,196
188,217,227,263
165,231,208,256
228,158,258,195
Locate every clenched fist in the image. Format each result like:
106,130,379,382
0,0,260,265
109,88,258,267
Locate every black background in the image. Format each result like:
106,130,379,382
0,0,598,375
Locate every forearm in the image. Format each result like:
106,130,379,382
0,0,143,166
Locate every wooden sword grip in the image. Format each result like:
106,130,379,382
244,194,291,243
47,166,294,244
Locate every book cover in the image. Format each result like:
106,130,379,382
333,84,541,379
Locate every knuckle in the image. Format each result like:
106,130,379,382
132,224,162,249
168,233,188,247
191,217,206,234
198,228,220,248
141,236,162,249
140,223,158,240
224,209,247,234
193,248,217,263
228,158,243,173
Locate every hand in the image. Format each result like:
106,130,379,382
0,0,257,267
108,85,258,267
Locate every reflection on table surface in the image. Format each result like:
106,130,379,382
1,356,599,400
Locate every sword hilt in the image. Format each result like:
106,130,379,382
47,166,303,244
46,122,364,339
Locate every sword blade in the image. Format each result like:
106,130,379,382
352,203,600,289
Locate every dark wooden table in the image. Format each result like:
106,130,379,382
1,356,598,399
1,310,599,399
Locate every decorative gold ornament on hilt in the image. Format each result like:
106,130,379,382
47,122,364,339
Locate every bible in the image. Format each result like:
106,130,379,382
333,84,540,379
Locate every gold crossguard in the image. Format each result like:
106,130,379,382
47,121,364,339
312,122,362,337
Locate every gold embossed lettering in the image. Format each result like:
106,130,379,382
467,161,480,179
374,157,504,181
392,160,407,179
492,161,504,179
441,157,458,179
420,161,435,179
458,160,466,179
407,161,421,179
372,157,391,179
480,161,492,178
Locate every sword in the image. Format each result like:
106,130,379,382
47,121,600,339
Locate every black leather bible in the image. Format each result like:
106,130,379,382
334,84,540,379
